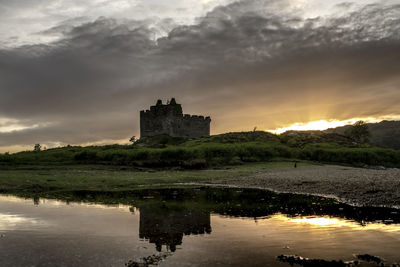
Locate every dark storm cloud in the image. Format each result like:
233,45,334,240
1,0,400,150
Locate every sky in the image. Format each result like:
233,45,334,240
0,0,400,152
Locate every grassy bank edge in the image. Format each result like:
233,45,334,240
0,161,312,195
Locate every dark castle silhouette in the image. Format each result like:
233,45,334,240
140,98,211,138
139,207,211,252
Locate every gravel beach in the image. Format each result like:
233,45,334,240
209,165,400,208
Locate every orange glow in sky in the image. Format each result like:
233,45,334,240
269,116,400,134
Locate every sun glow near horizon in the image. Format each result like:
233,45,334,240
269,119,358,134
268,116,400,134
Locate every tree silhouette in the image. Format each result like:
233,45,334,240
34,144,41,152
345,121,371,143
129,136,136,144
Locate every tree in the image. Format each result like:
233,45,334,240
345,121,371,143
34,144,41,152
129,136,136,144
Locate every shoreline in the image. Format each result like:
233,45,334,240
1,163,399,209
203,165,400,209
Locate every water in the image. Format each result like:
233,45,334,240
0,187,399,266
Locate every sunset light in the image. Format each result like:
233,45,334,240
270,119,355,134
1,0,400,266
290,216,342,227
277,215,400,232
269,115,400,134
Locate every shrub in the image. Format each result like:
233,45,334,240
74,151,98,161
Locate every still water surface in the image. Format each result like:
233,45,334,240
0,188,399,266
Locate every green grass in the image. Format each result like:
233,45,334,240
0,160,316,195
1,131,399,171
0,169,213,192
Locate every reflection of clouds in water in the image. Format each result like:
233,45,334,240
0,213,43,230
0,194,132,211
0,195,36,204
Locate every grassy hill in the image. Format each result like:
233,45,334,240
1,131,399,169
325,120,400,150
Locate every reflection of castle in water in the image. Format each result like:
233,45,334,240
139,207,211,252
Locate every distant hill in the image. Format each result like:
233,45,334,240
279,130,355,147
2,129,400,168
325,120,400,150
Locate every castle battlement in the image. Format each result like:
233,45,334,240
140,98,211,138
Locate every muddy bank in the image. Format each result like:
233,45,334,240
207,165,400,208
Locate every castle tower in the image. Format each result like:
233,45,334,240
140,98,211,138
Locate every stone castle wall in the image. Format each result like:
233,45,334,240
140,98,211,138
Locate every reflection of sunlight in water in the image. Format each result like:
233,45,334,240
291,216,343,226
272,214,400,232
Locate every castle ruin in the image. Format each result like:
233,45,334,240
140,98,211,138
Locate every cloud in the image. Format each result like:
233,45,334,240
0,117,47,133
0,0,235,47
0,0,400,151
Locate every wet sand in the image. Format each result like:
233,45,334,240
208,165,400,208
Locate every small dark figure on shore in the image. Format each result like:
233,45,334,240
294,161,297,168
